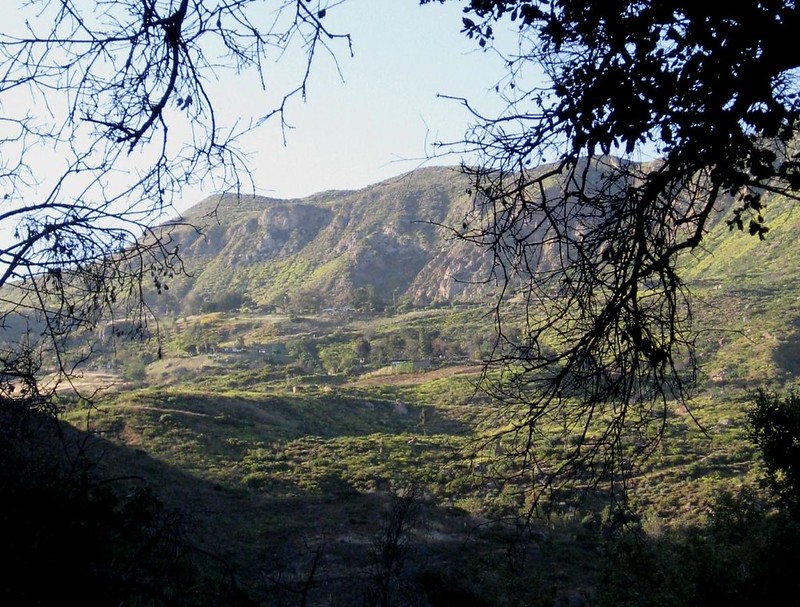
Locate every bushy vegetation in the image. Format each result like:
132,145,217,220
598,489,800,606
0,406,251,607
5,298,800,605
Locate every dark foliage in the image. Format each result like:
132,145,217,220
364,486,421,607
748,389,800,515
422,0,800,508
598,486,800,606
0,404,252,607
598,390,800,605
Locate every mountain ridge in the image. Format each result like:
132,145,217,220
157,162,800,340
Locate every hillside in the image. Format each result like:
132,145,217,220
150,163,800,388
684,188,800,385
159,167,493,313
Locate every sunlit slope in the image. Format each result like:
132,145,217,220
684,191,800,385
158,164,800,386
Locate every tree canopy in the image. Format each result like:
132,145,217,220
430,0,800,508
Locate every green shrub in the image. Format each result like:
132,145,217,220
747,389,800,514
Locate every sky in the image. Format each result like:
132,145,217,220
0,1,516,282
0,0,516,229
216,0,511,203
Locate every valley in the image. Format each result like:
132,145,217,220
6,166,800,605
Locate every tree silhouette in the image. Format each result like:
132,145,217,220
748,390,800,516
0,4,349,602
429,0,800,511
0,0,350,403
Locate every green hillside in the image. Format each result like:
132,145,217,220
158,167,490,314
684,189,800,385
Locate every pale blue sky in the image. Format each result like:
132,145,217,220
1,1,514,218
0,1,515,269
225,0,511,202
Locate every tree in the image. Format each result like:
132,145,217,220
748,389,800,516
0,5,350,601
0,0,350,404
288,336,320,373
427,1,800,510
319,341,359,375
353,335,372,363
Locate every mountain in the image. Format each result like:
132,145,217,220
154,162,800,385
158,160,636,314
161,166,496,313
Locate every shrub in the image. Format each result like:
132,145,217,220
747,389,800,515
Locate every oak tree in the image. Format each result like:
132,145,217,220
434,0,800,510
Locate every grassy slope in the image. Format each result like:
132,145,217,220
54,308,767,603
685,191,800,385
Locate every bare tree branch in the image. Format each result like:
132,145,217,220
0,0,351,407
430,0,800,517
